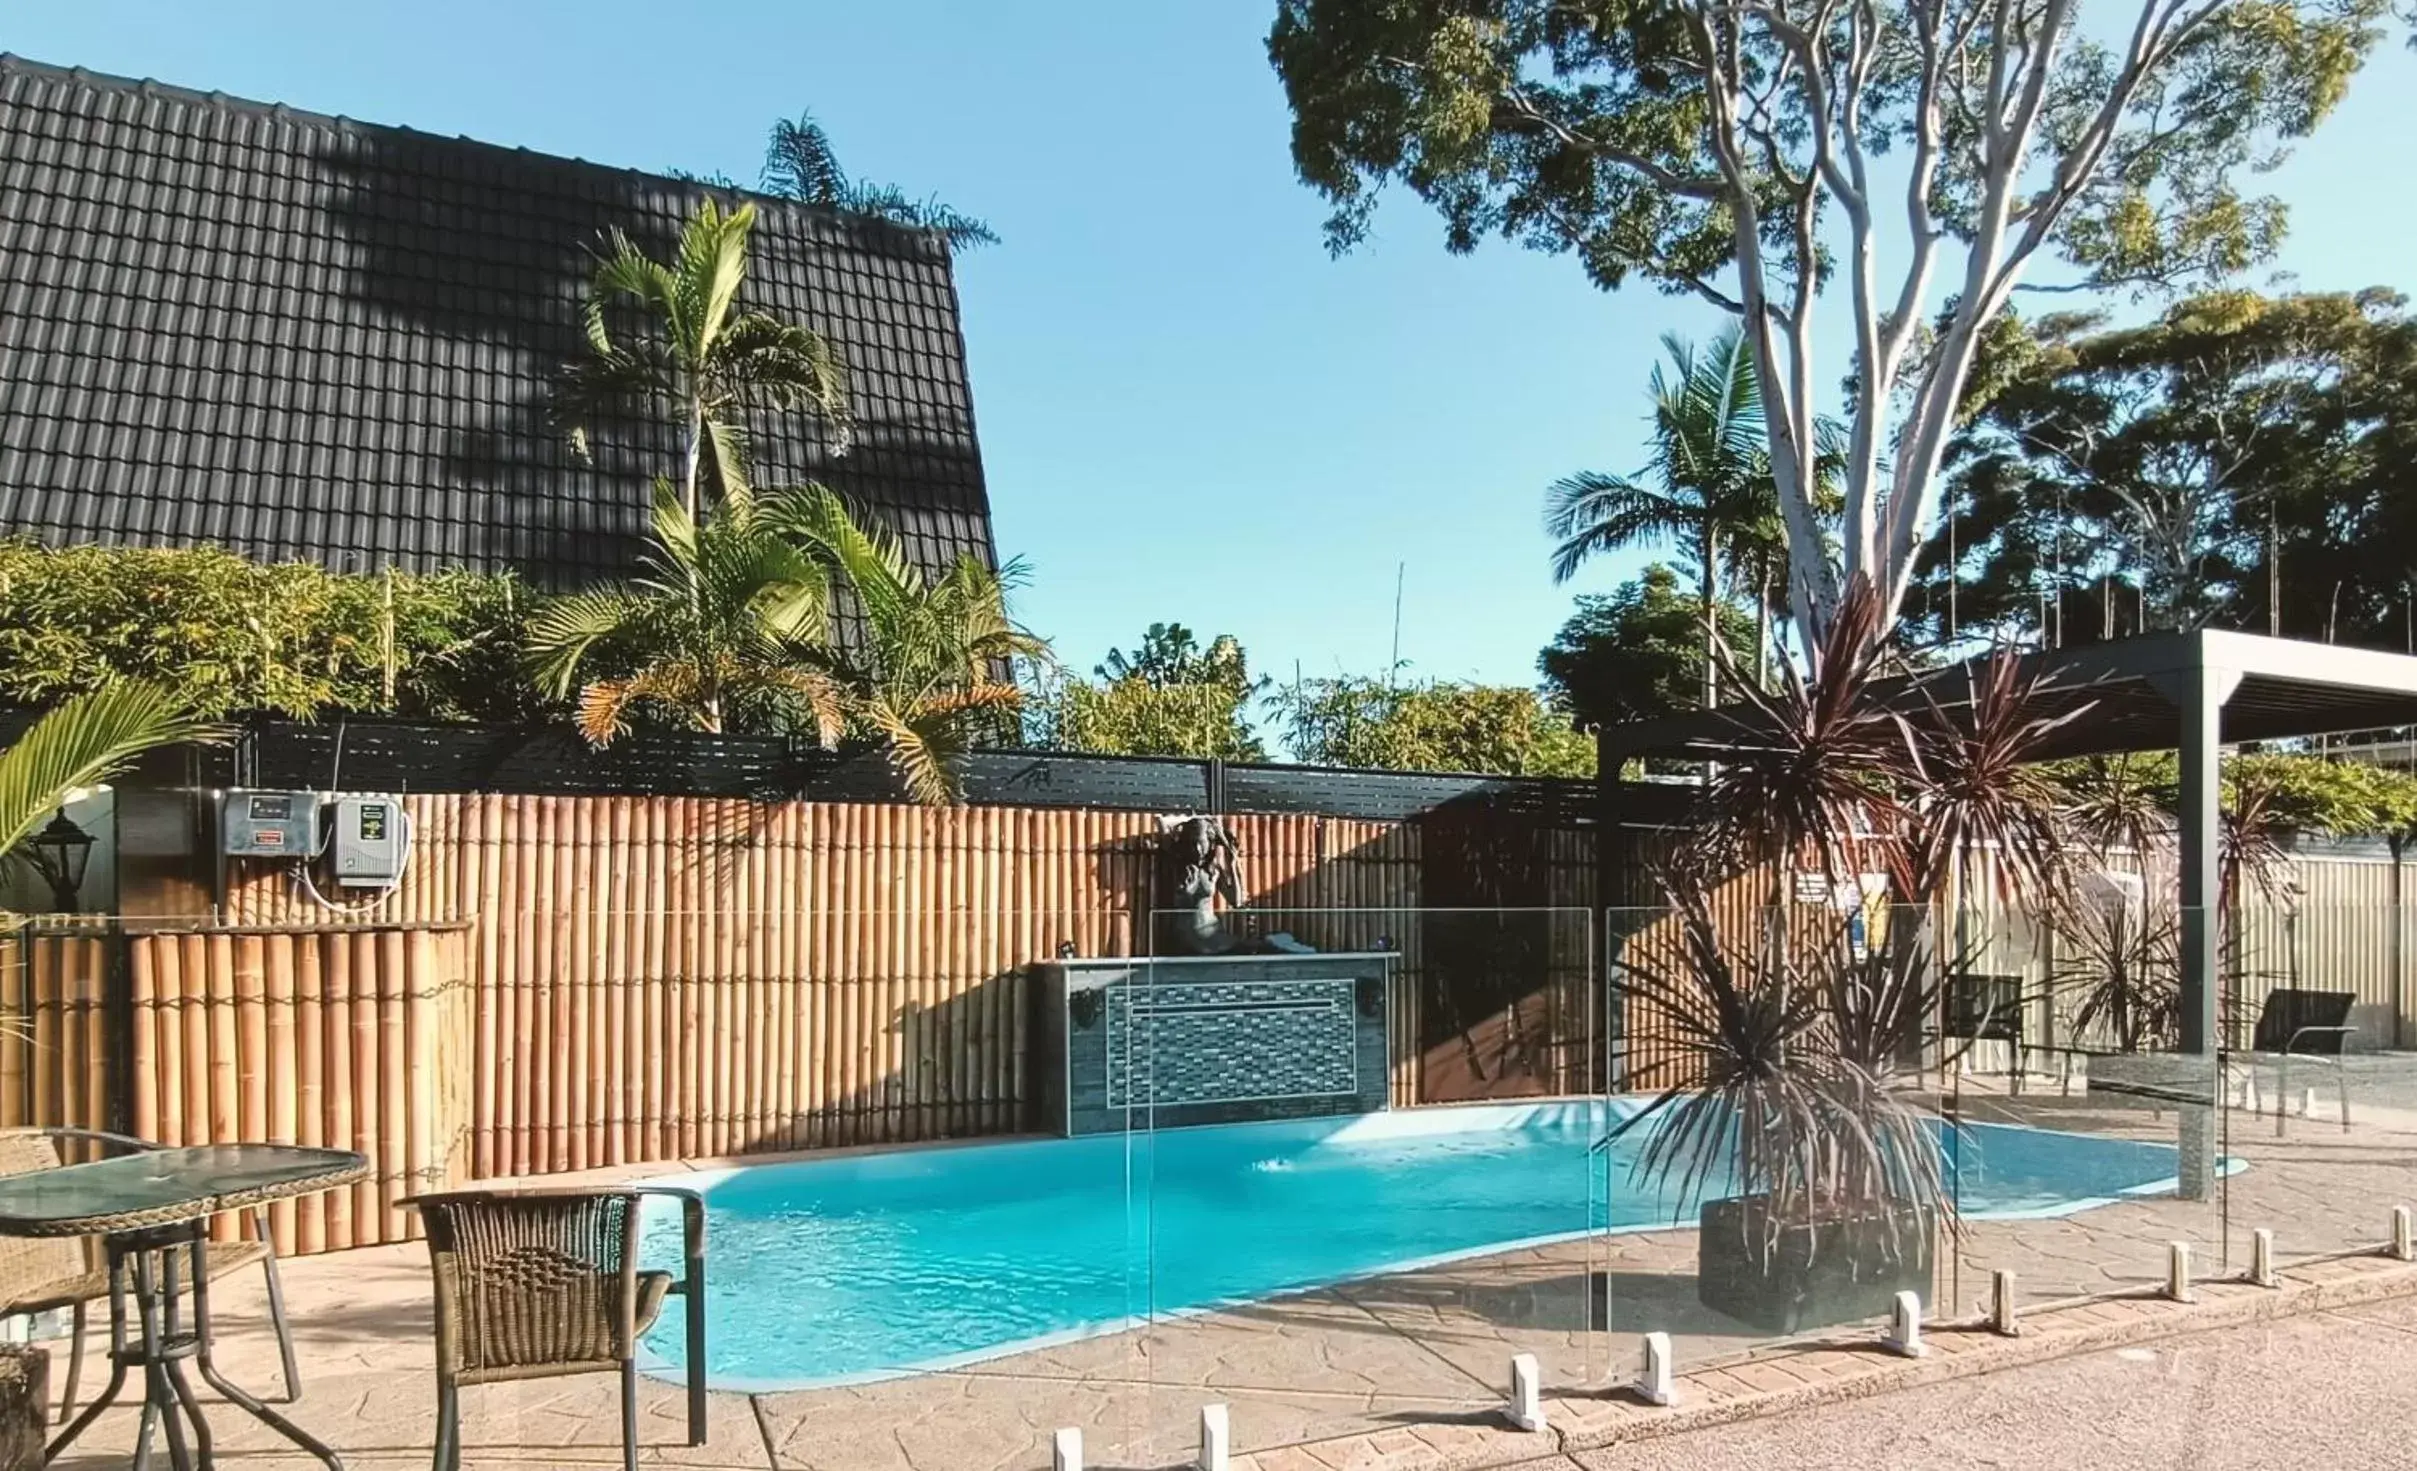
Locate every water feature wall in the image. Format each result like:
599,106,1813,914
1034,954,1394,1135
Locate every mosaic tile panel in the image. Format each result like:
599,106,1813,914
1104,979,1359,1109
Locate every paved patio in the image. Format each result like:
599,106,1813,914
36,1083,2417,1471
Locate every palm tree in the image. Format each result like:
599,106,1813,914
527,481,845,745
759,113,999,252
2,682,222,896
769,487,1047,804
558,199,850,523
1546,328,1781,705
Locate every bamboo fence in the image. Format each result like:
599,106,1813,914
8,784,2404,1259
0,793,1599,1256
0,922,473,1255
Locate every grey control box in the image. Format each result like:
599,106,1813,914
331,795,407,886
219,790,321,858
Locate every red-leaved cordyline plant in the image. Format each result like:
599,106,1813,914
1609,878,1983,1234
1612,574,2086,1236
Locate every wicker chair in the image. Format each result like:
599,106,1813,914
407,1187,706,1471
0,1126,299,1422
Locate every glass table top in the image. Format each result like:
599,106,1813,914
0,1144,368,1236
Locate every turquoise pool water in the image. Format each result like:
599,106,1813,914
640,1102,2198,1390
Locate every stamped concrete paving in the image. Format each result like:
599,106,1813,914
1562,1295,2417,1471
37,1085,2417,1470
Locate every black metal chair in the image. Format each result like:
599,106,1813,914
1946,972,2028,1092
2246,988,2358,1136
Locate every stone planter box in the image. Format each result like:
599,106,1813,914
1698,1195,1935,1335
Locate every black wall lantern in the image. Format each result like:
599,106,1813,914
24,808,94,913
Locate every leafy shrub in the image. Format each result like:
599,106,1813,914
0,540,552,723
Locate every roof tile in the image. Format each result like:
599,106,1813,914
0,53,998,608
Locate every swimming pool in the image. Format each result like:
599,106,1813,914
639,1102,2202,1390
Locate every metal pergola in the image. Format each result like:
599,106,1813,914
1598,630,2417,1196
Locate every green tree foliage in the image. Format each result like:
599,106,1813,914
1273,676,1596,777
557,199,851,522
771,487,1045,804
530,484,1043,804
1268,0,2389,647
1911,289,2417,647
1096,623,1264,697
1027,676,1268,762
1540,565,1757,731
0,541,541,723
1546,328,1791,702
757,114,999,251
527,482,843,744
2040,749,2417,843
1026,623,1269,760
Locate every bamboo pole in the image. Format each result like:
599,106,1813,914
265,935,298,1251
769,801,796,1149
604,796,630,1167
322,933,354,1250
296,933,326,1255
566,796,592,1172
508,795,536,1177
643,797,668,1163
349,931,380,1246
378,927,406,1242
471,795,500,1179
672,799,698,1159
0,936,23,1130
234,934,268,1151
28,938,53,1129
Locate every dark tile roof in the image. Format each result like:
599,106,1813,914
0,54,997,594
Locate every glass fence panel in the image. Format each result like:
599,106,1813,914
2217,900,2417,1276
1128,904,1605,1462
1602,897,1950,1376
1942,901,2227,1315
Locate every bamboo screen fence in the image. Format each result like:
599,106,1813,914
1,792,1599,1255
4,782,2410,1259
0,923,472,1255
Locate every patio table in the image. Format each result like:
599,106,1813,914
0,1142,368,1470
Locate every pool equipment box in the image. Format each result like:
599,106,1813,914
1035,953,1393,1135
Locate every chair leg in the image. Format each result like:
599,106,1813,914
59,1300,87,1424
432,1378,459,1471
620,1362,639,1471
258,1236,301,1403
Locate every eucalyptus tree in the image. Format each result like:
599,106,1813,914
1271,0,2389,658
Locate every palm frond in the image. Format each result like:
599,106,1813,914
676,199,755,363
0,684,225,857
760,112,849,202
553,343,677,460
702,416,753,499
858,696,958,805
714,314,851,447
840,182,1001,250
525,589,664,697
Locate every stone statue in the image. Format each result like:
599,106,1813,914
1155,814,1246,955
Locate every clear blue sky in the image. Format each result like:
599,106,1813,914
11,3,2416,689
